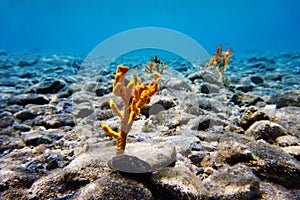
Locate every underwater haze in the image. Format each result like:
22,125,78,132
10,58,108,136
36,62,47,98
0,0,300,55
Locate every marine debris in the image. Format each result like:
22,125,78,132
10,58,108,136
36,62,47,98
205,45,232,79
102,65,161,155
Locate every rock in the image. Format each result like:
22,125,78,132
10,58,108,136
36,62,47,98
14,105,57,121
235,84,254,93
0,169,38,194
96,109,114,120
7,94,49,106
17,54,39,67
248,140,300,189
73,102,94,119
95,85,112,97
276,135,300,147
188,151,209,166
72,91,96,104
240,106,270,130
203,165,260,200
22,130,64,146
139,96,176,119
186,115,225,131
275,106,300,137
268,90,300,108
22,132,52,146
260,181,300,200
231,92,264,106
250,76,264,84
28,162,106,199
0,112,14,128
75,172,153,200
201,140,254,168
165,135,200,155
87,140,176,173
33,114,75,129
281,146,300,160
0,135,25,153
200,83,220,94
188,71,221,86
151,162,208,199
33,78,66,94
246,120,286,144
152,96,176,111
13,123,31,132
165,78,192,91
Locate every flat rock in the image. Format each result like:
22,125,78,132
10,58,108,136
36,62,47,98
86,139,176,173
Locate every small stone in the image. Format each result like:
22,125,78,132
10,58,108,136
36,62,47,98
22,132,52,146
281,146,300,160
240,106,270,130
189,151,208,166
165,135,200,155
73,102,94,119
235,84,254,93
275,106,300,137
268,90,300,108
248,140,300,189
152,162,208,199
96,109,114,121
250,76,264,84
75,172,153,199
7,94,49,106
276,135,300,147
187,115,225,131
165,78,192,91
33,114,75,129
0,112,15,128
34,78,66,94
246,120,286,143
203,165,260,200
13,124,31,132
231,92,264,106
15,105,57,121
188,71,221,85
22,130,63,146
200,83,220,94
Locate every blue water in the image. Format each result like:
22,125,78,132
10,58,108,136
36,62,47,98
0,0,300,55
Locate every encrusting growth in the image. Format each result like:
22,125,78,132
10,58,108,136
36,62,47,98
102,65,161,155
205,45,232,79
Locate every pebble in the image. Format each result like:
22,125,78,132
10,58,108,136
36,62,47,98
1,51,300,199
